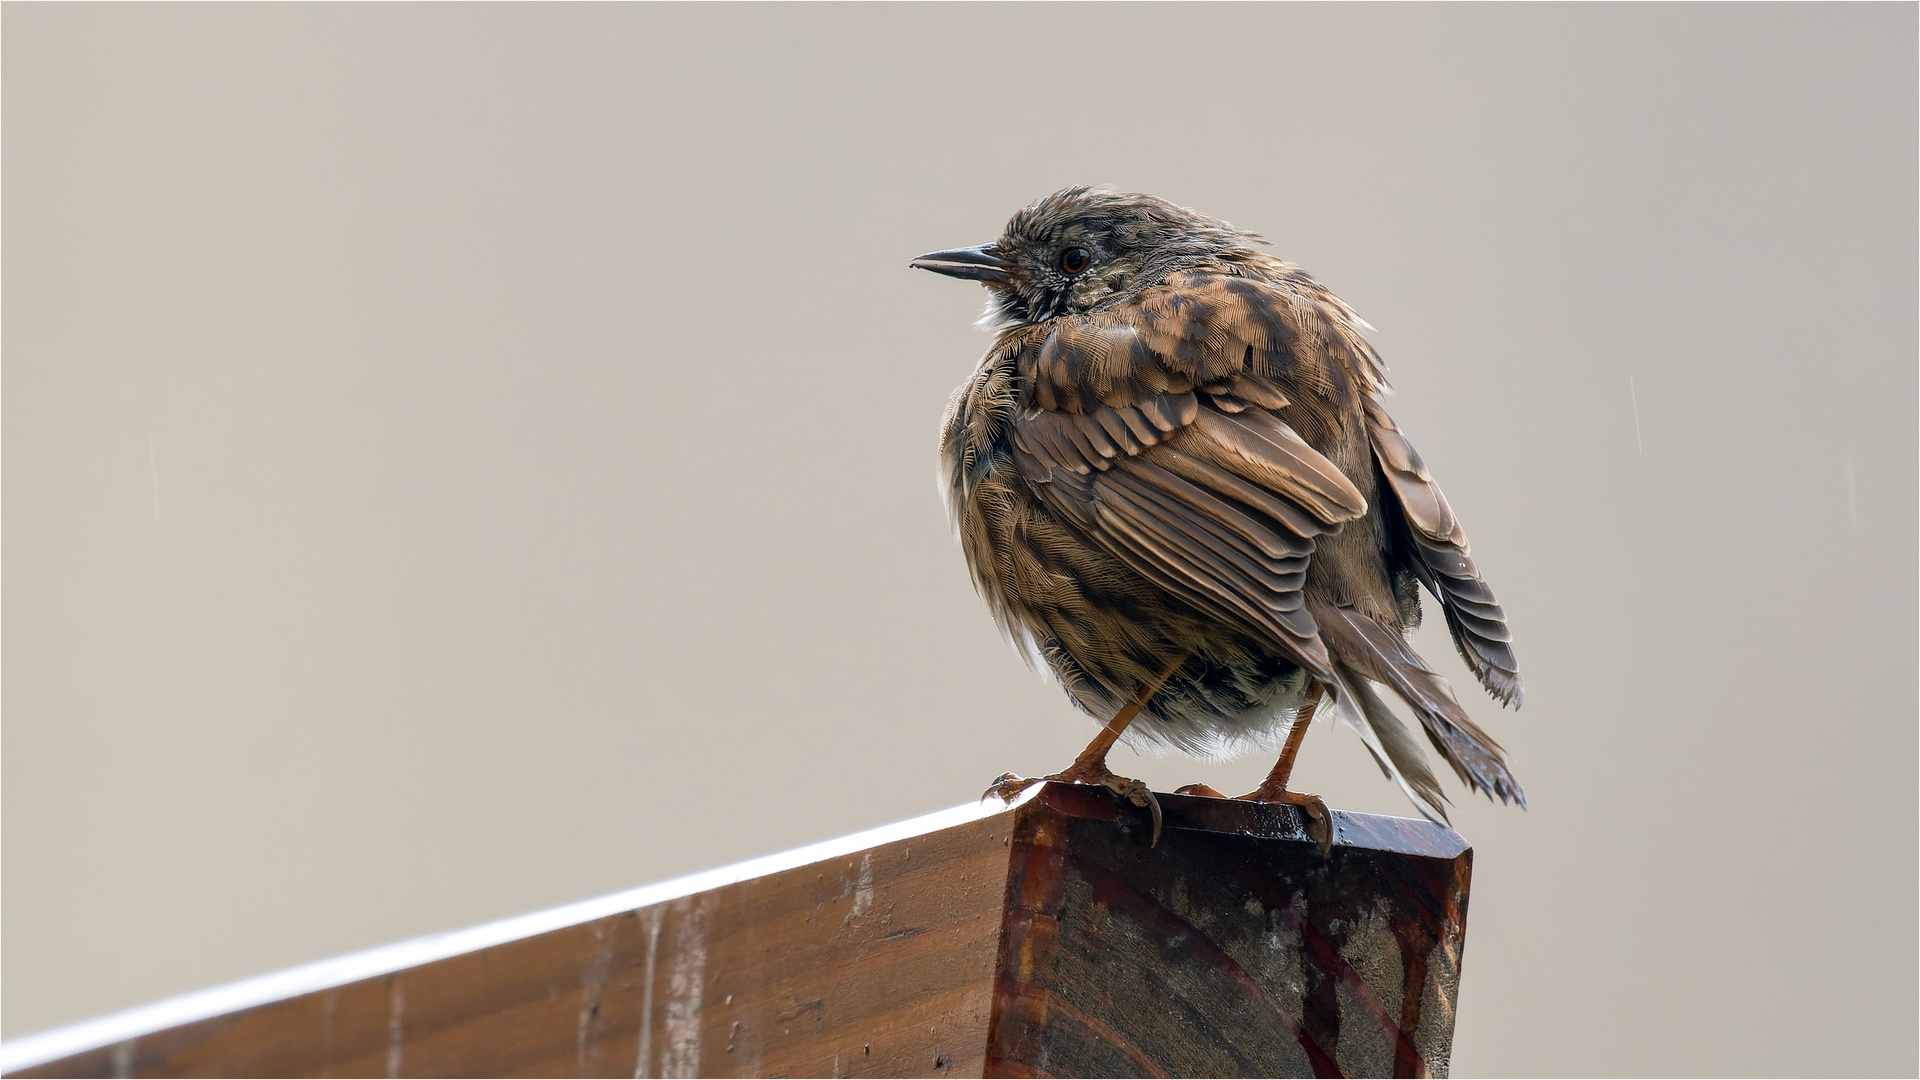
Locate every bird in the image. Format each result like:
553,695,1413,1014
911,187,1524,849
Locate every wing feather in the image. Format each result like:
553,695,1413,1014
1183,411,1367,522
1009,300,1368,681
1365,394,1525,706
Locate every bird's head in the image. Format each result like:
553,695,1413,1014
911,186,1265,327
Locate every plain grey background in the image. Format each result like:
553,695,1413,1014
5,4,1914,1075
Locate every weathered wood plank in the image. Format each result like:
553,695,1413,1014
3,785,1471,1079
985,786,1469,1079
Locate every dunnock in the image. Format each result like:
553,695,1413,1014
914,188,1523,847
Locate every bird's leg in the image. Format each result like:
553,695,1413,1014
1248,683,1321,797
985,655,1186,845
1167,687,1336,849
1241,684,1335,854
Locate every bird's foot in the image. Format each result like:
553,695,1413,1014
1174,783,1230,799
984,763,1164,847
1174,782,1331,853
1242,783,1334,855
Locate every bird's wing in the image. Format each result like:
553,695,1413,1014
1363,393,1525,707
1006,274,1367,679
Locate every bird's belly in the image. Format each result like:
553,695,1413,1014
958,455,1311,757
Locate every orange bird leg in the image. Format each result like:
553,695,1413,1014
1243,683,1334,854
986,654,1187,845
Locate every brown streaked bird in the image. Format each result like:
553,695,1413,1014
913,187,1524,848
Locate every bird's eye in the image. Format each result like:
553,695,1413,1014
1059,247,1091,274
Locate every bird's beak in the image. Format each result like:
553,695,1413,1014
909,243,1013,287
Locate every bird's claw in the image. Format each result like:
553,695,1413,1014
981,768,1164,847
1298,795,1334,856
1101,774,1163,848
1242,787,1333,856
1179,782,1332,854
983,772,1043,803
1174,783,1229,799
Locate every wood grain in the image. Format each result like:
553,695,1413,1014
8,787,1470,1079
986,786,1469,1078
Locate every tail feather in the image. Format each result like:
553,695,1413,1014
1316,603,1528,809
1326,665,1451,825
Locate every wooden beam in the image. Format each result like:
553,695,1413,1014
1,784,1472,1078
